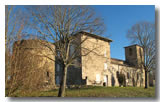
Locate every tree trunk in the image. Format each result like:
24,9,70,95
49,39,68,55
58,64,68,97
144,70,148,89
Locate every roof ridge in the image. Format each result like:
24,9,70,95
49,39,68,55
78,31,112,42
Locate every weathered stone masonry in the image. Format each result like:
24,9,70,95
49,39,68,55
55,31,145,87
12,31,145,89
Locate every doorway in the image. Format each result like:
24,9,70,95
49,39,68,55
103,75,108,86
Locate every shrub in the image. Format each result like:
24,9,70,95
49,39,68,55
117,73,126,87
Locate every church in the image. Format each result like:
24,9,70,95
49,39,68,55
55,31,145,87
11,31,145,90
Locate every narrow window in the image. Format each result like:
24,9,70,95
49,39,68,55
57,64,60,71
104,63,107,70
85,76,88,79
137,73,139,80
70,45,74,56
127,72,130,79
56,76,60,84
104,48,107,57
139,48,142,60
96,74,100,83
103,76,107,82
8,75,11,80
57,51,60,57
116,71,119,78
129,48,132,56
47,71,49,77
139,48,141,56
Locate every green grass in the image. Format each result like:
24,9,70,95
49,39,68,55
7,86,155,97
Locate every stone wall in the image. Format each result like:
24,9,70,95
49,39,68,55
110,63,145,87
79,34,145,87
12,40,56,90
11,33,145,89
125,45,144,67
55,33,83,86
81,34,111,86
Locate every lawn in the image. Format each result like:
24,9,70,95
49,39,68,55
7,86,155,97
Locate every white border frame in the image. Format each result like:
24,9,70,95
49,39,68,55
0,0,159,102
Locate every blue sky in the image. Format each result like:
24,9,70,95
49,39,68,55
92,5,155,60
9,5,155,60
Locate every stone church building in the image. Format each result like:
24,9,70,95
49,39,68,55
56,31,145,87
11,31,145,90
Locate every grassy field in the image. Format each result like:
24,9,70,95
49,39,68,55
7,86,155,97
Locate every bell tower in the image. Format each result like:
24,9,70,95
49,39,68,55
124,44,144,67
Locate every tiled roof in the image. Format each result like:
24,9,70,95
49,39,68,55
78,31,112,42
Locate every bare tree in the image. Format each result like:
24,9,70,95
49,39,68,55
126,21,155,88
28,5,105,97
5,5,23,90
5,5,33,96
7,39,56,96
